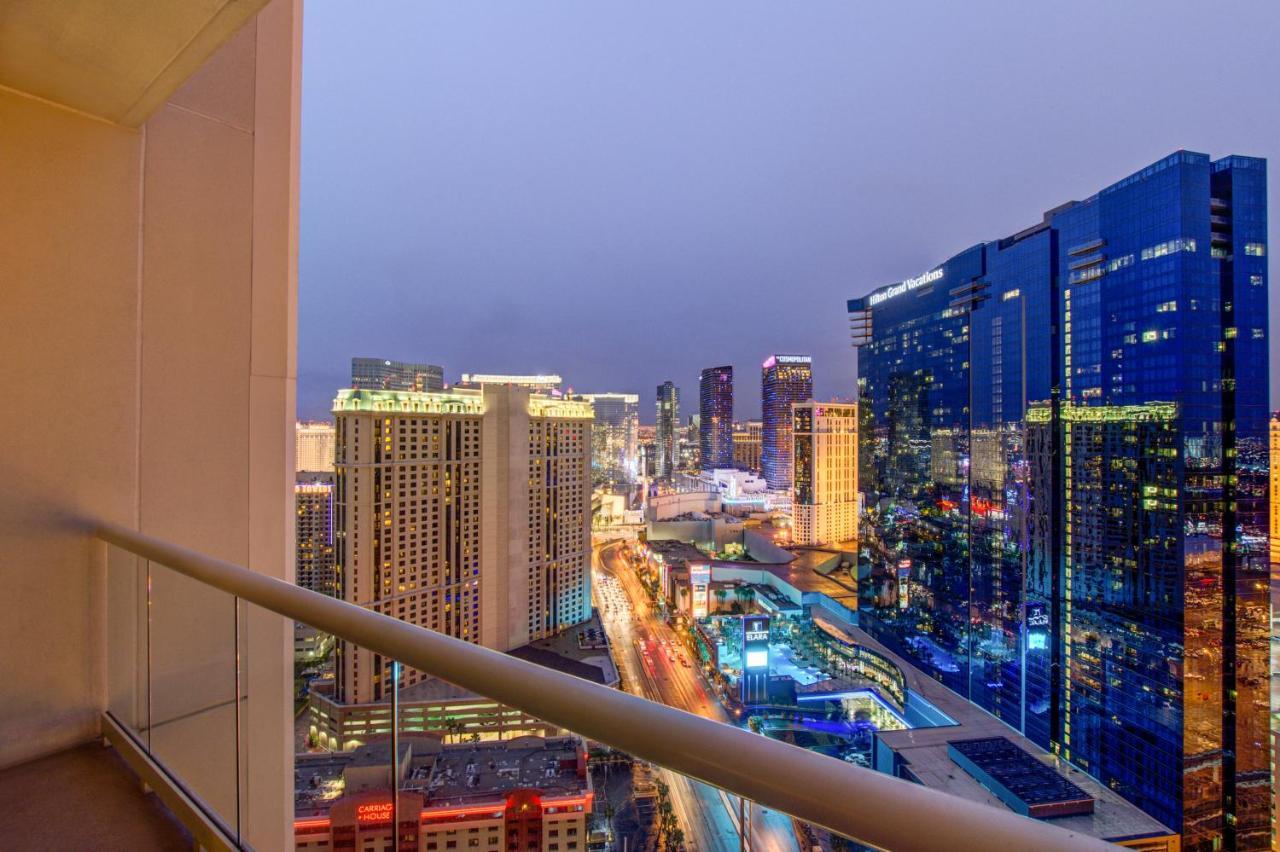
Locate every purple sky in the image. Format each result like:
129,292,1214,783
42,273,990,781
299,1,1280,422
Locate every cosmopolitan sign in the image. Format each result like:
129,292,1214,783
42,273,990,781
762,354,812,369
867,267,944,307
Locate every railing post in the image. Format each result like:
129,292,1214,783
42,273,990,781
391,659,400,849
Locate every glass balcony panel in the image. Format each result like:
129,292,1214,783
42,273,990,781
147,559,241,842
105,542,149,745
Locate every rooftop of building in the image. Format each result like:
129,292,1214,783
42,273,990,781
457,373,562,388
642,539,708,564
574,392,639,403
409,736,585,808
818,619,1174,844
312,617,618,710
507,612,619,687
654,511,745,523
295,472,334,489
296,736,586,816
737,560,858,610
331,386,593,419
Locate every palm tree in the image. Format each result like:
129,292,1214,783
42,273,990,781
443,716,463,743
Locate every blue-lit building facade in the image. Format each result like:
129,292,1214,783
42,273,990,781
761,355,813,490
849,151,1269,849
699,366,734,470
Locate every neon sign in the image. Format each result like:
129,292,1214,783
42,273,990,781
743,616,770,672
357,802,394,824
762,354,812,369
868,268,944,307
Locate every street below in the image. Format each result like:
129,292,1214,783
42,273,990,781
593,540,801,852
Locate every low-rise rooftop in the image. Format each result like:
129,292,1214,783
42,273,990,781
508,612,619,686
643,539,707,564
296,736,587,816
826,620,1175,845
411,736,585,808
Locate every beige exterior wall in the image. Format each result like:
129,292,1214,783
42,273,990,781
298,421,338,473
733,420,763,472
524,394,593,644
334,387,592,705
481,385,531,652
792,403,859,546
0,1,300,847
334,393,487,705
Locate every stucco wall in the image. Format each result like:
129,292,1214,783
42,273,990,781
0,1,299,845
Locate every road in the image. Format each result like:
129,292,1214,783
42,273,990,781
594,541,800,852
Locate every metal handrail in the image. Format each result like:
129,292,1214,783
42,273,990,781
96,521,1113,852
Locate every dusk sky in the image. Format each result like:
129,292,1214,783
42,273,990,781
298,1,1280,422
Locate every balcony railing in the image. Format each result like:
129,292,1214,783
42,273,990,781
96,521,1113,851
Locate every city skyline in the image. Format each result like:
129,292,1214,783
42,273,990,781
298,2,1280,423
11,2,1279,850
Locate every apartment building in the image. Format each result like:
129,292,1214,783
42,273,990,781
297,477,337,596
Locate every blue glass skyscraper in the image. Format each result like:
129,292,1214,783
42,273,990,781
761,355,813,490
699,366,734,470
849,151,1269,849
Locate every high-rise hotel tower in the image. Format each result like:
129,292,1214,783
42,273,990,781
332,384,593,705
761,355,813,490
849,151,1269,849
655,381,680,479
699,366,734,470
791,401,858,547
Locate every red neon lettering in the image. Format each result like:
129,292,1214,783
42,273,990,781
357,802,394,823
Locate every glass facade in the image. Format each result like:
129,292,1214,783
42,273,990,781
655,381,680,479
761,355,813,490
350,357,445,392
849,151,1270,849
699,366,734,470
579,393,639,487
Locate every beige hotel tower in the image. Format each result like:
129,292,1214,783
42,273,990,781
332,382,592,704
791,401,859,547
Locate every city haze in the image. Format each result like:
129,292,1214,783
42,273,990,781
299,0,1280,420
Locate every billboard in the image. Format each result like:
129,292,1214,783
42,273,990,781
742,614,770,672
690,563,711,618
